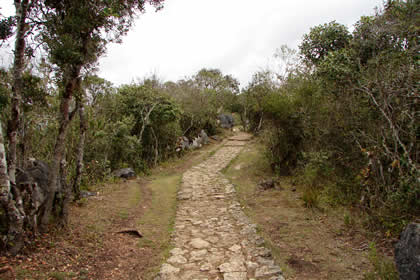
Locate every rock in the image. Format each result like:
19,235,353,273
170,248,185,256
80,190,98,198
200,263,212,271
190,137,202,150
190,238,210,249
176,136,190,152
160,263,180,275
190,249,208,261
219,261,246,273
395,223,420,280
218,114,235,129
229,244,242,252
210,135,222,141
112,168,136,179
167,255,187,264
223,272,247,280
200,129,209,145
16,159,54,229
255,265,283,278
258,179,277,190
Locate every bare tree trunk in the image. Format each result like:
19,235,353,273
256,111,263,132
138,103,157,143
58,159,71,227
40,72,80,231
0,121,25,255
151,127,159,167
72,101,87,201
0,1,32,253
8,0,30,185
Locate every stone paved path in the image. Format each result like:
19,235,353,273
155,133,285,280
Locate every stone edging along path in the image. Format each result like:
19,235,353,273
155,133,285,280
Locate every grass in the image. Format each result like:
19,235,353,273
223,140,380,280
136,173,180,278
364,243,398,280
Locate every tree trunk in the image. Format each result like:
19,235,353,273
40,71,81,231
151,127,159,167
138,103,157,143
72,101,87,201
58,159,71,227
8,0,30,185
256,111,263,132
0,120,25,255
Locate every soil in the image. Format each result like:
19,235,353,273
223,141,387,280
0,138,226,280
0,132,396,280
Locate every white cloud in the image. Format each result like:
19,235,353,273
1,0,383,87
99,0,383,87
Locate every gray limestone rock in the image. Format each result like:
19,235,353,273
200,129,209,145
112,168,135,179
395,223,420,280
218,114,235,129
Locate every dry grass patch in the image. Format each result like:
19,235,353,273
223,141,375,280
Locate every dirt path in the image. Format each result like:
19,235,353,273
156,132,285,280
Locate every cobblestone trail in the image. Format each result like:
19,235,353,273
155,133,284,280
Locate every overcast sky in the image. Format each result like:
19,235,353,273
1,0,383,87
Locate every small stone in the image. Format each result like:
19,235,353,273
255,265,282,278
192,220,203,225
200,263,212,271
256,247,271,257
167,255,187,264
170,248,184,256
246,261,258,270
223,272,247,280
270,276,285,280
229,244,242,252
160,263,180,274
190,238,210,249
190,249,208,261
208,236,219,243
256,256,275,266
219,261,246,273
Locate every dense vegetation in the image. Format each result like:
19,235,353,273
240,0,419,233
0,0,418,257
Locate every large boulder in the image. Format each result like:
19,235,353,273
15,159,52,230
218,114,234,129
395,223,420,280
112,168,136,179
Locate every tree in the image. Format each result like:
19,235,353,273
194,68,239,113
299,21,351,66
38,0,164,230
243,71,277,132
0,0,40,255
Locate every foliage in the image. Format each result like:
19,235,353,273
364,242,398,280
242,0,419,234
299,21,351,66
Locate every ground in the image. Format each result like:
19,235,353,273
0,132,396,280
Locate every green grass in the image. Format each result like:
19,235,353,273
136,174,181,279
363,243,398,280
